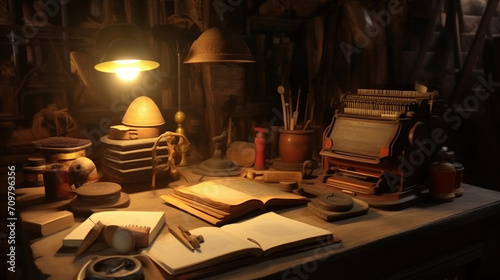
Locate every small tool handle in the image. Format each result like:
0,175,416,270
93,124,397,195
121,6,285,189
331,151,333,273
168,226,194,250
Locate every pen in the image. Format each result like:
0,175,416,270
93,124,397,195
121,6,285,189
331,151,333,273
168,226,194,250
179,225,204,249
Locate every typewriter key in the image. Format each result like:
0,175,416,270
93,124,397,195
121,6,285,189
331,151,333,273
317,192,354,212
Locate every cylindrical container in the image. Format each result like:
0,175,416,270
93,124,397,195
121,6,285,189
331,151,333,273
33,136,92,167
430,159,456,201
23,156,47,187
279,129,314,163
44,149,89,168
444,149,465,197
254,127,268,170
452,161,464,197
43,163,74,201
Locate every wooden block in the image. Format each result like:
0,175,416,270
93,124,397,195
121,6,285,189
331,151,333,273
226,141,256,167
262,170,303,183
23,210,74,236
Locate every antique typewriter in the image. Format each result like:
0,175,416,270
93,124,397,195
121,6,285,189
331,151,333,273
320,87,441,208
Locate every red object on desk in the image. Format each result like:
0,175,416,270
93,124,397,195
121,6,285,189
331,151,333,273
43,163,74,201
254,127,268,170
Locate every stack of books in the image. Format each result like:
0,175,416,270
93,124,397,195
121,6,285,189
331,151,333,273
161,177,309,225
99,135,167,184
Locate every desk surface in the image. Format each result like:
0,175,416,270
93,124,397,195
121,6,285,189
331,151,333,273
15,169,500,280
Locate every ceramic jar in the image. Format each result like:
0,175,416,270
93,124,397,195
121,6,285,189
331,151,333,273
430,158,456,201
279,129,314,163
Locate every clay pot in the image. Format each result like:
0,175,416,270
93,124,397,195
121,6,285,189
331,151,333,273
430,160,456,201
279,129,314,163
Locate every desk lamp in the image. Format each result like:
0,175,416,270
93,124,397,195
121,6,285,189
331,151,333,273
184,26,255,63
173,40,189,166
94,23,165,138
94,23,160,80
94,24,168,184
184,26,255,176
151,20,200,167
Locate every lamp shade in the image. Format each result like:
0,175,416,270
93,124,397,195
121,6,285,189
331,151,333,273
94,24,160,74
122,96,165,127
184,27,255,63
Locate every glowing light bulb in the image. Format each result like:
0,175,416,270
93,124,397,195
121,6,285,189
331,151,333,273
116,67,140,80
115,59,140,64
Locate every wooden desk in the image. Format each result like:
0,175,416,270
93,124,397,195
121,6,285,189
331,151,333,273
14,171,500,280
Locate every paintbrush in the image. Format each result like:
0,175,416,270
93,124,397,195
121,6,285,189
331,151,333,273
292,87,301,129
303,119,311,130
277,85,288,130
285,102,291,130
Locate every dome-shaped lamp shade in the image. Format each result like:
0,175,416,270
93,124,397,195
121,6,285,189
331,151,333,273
184,27,255,63
94,38,160,73
122,96,165,127
94,24,160,75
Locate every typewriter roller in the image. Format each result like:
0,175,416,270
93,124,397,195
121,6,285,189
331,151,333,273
320,88,440,209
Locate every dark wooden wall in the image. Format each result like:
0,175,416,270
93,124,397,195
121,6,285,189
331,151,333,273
1,0,499,190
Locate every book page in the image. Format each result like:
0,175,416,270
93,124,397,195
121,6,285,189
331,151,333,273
220,178,307,204
175,178,307,210
160,194,229,226
220,212,333,255
142,226,261,275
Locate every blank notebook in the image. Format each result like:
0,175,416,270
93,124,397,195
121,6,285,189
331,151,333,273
141,212,334,276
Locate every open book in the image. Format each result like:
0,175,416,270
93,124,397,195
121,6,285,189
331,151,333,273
161,178,309,225
141,212,335,276
63,211,165,247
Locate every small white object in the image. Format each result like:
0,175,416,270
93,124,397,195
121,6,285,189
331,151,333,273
112,227,136,254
